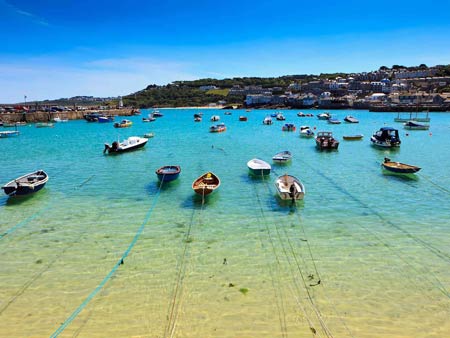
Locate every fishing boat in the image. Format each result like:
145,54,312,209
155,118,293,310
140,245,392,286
343,134,364,140
155,165,181,182
317,112,331,120
84,112,102,122
315,131,339,150
274,174,305,201
247,158,271,176
370,127,401,148
381,158,421,174
299,126,314,138
103,136,148,154
2,170,48,197
282,123,296,131
263,116,273,125
192,172,220,196
272,150,292,164
210,115,220,121
114,119,132,128
328,118,341,124
0,130,20,138
344,115,359,123
209,123,226,133
403,121,430,130
239,116,248,121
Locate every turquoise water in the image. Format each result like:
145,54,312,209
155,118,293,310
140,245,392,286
1,109,449,337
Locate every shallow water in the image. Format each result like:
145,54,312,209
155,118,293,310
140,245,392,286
0,109,449,337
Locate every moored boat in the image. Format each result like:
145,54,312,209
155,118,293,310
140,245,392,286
403,120,430,130
114,119,132,128
53,116,68,123
209,123,226,133
263,116,273,125
381,157,421,174
315,131,339,150
0,130,20,138
239,116,248,121
370,127,401,148
36,122,54,128
98,115,114,123
344,115,359,123
276,113,286,121
272,150,292,164
247,158,271,176
328,118,341,124
156,165,181,182
210,115,220,121
343,134,363,140
299,125,314,138
103,136,148,154
2,170,48,197
192,172,220,196
275,174,305,201
282,123,296,131
317,112,331,120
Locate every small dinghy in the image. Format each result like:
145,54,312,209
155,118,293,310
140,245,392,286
2,170,48,196
247,158,271,176
272,151,292,164
275,174,305,201
156,165,181,182
381,158,421,174
192,172,220,196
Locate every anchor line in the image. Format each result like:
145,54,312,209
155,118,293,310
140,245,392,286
50,178,165,337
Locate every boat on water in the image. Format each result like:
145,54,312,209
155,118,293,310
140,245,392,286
272,150,292,164
370,127,401,148
194,116,202,122
344,115,359,123
84,112,102,122
211,115,220,121
381,157,421,174
297,112,305,117
328,118,341,124
36,122,54,128
155,165,181,182
239,116,248,121
103,136,148,154
263,116,273,125
315,131,339,150
53,116,68,123
2,170,48,197
394,111,430,123
274,174,305,201
282,123,296,131
276,113,286,121
152,110,163,117
0,130,20,138
209,123,226,133
317,112,331,120
98,115,114,123
247,158,271,176
343,134,364,140
143,132,154,138
299,126,314,138
403,120,430,130
192,172,220,196
114,119,132,128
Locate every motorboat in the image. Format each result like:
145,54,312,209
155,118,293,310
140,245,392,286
328,118,341,124
381,158,421,174
209,123,226,133
53,116,68,123
282,123,296,131
210,115,220,121
192,172,220,196
114,119,132,128
0,130,20,138
2,170,48,197
317,112,331,120
344,115,359,123
299,126,314,138
370,127,401,148
103,136,148,154
274,174,305,201
247,158,271,176
276,113,286,121
403,121,430,130
272,151,292,164
263,116,273,125
155,165,181,182
315,131,339,150
98,115,114,123
36,122,54,128
239,116,248,121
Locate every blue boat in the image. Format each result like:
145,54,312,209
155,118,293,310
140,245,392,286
155,165,181,182
2,170,48,197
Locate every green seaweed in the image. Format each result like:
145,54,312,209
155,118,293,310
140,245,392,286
239,287,249,295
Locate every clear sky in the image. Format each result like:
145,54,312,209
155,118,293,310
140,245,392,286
1,0,449,103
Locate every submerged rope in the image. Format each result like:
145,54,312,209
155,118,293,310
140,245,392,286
0,204,51,240
50,179,164,337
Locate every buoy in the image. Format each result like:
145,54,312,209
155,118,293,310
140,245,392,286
405,133,409,136
429,132,432,136
313,126,316,130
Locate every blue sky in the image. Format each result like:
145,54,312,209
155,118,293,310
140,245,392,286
1,0,449,103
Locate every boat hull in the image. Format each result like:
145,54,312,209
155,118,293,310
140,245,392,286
156,166,181,182
381,162,421,174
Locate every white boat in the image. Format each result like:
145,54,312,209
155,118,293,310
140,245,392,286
299,126,315,138
403,121,430,130
275,174,305,201
344,115,359,123
210,115,220,121
104,136,148,154
275,113,285,121
53,116,68,122
272,150,292,164
317,112,331,120
247,158,271,176
263,116,273,125
328,118,341,124
0,130,20,138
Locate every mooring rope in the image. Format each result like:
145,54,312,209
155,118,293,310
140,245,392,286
50,178,165,337
0,204,51,240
